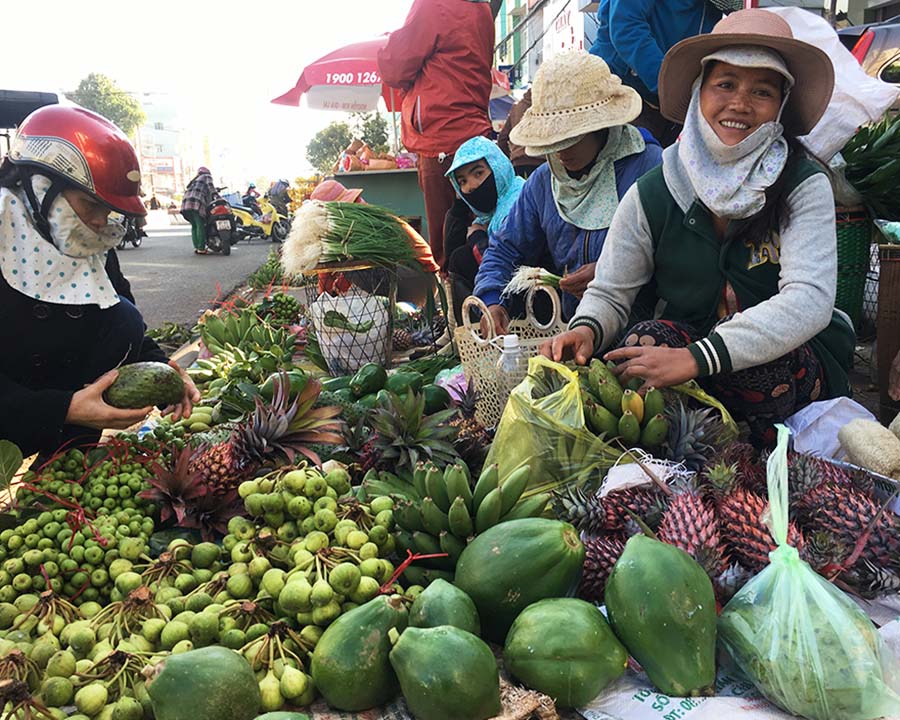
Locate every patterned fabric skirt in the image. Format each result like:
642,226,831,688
619,318,824,446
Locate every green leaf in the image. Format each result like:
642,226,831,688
0,440,24,491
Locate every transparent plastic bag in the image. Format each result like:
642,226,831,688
484,356,620,490
718,426,900,720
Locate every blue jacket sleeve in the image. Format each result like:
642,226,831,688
608,0,663,95
473,178,547,308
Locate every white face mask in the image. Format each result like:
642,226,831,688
48,194,126,258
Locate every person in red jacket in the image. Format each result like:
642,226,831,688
378,0,494,270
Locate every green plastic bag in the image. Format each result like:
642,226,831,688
718,425,900,720
484,356,620,491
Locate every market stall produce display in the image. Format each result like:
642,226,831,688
2,254,899,720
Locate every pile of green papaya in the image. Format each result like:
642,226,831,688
579,359,669,448
318,362,452,416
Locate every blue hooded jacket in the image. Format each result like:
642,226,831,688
445,136,525,237
474,127,662,321
589,0,720,101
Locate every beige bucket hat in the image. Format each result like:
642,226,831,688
659,9,835,136
509,51,642,156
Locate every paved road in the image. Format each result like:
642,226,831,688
116,225,275,329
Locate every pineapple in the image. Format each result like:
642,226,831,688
657,482,726,579
578,535,626,603
802,530,849,574
844,560,900,599
718,487,805,572
719,441,766,492
789,452,852,506
662,402,722,472
552,484,667,534
369,389,460,471
803,483,900,573
698,461,739,507
450,379,492,470
714,562,753,602
191,375,343,495
139,447,207,525
392,328,413,353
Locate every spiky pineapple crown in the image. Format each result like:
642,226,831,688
370,389,460,470
238,373,344,467
138,447,207,525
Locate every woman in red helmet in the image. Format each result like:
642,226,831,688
0,105,199,456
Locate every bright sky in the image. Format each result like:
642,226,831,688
1,0,416,181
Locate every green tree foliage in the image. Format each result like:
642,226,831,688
306,121,354,174
351,111,389,153
67,73,147,137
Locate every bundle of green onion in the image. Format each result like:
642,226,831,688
502,266,563,298
282,200,419,275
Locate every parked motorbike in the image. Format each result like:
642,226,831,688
230,196,291,243
205,198,237,255
117,217,146,250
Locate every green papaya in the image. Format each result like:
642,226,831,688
389,626,501,720
605,534,717,697
422,384,452,414
408,579,480,635
356,393,379,410
504,598,627,707
253,714,310,720
321,376,352,392
385,371,424,395
350,363,388,398
259,371,306,401
146,646,261,720
375,389,392,409
105,362,184,409
310,594,407,711
454,518,584,642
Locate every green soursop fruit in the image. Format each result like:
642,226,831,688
105,362,184,409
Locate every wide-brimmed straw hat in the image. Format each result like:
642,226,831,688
659,9,834,136
509,51,642,156
309,179,363,203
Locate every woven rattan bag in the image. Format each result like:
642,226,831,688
454,287,567,427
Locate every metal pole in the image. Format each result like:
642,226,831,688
389,91,399,154
829,0,838,25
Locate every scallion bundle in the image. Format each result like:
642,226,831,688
502,266,563,299
282,201,418,275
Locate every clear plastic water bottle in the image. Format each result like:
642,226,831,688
496,333,528,406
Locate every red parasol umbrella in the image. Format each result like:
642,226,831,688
272,37,511,114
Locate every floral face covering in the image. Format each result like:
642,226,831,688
0,175,123,307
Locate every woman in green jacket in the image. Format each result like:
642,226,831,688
542,9,854,445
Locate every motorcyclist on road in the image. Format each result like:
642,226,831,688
243,182,262,217
181,167,219,254
0,105,200,457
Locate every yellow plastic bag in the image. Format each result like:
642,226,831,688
484,356,620,491
718,425,900,720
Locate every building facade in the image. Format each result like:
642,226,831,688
135,93,206,199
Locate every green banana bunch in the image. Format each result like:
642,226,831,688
391,462,550,574
200,308,296,358
583,360,669,448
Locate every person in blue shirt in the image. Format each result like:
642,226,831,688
590,0,721,146
474,51,663,335
443,136,525,325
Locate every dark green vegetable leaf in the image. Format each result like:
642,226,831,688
0,440,23,491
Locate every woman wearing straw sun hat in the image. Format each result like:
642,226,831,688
543,9,856,446
474,50,662,335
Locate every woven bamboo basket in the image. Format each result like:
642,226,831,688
454,287,567,427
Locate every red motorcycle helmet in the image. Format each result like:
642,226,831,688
8,105,146,216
